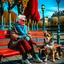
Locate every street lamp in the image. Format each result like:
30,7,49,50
56,0,61,44
41,4,46,30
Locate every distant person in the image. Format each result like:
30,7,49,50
9,14,43,64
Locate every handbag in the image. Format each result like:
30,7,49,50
10,33,18,40
10,26,19,40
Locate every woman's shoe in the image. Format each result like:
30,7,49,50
24,59,32,64
33,58,43,63
52,59,55,62
44,58,47,62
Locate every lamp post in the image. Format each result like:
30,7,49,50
56,0,61,44
41,4,46,30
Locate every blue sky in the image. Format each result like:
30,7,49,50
3,0,64,18
38,0,64,18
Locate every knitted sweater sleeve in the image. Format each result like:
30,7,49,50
14,22,27,35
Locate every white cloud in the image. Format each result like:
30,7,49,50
59,7,64,11
45,7,64,17
49,7,64,11
38,8,54,18
45,11,54,18
38,7,64,18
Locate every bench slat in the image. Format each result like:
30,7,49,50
0,48,20,57
0,39,10,46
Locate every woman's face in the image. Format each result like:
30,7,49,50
18,20,25,25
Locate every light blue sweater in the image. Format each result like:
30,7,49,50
14,22,30,40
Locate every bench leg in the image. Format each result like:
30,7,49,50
39,50,40,58
39,49,45,58
57,47,61,56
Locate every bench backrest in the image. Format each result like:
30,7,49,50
28,30,44,38
0,30,45,46
0,30,10,46
28,30,45,42
0,30,10,38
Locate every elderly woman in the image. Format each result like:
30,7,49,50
9,14,43,64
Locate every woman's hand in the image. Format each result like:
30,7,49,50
27,34,32,39
27,32,32,39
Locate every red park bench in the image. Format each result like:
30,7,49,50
0,30,20,63
0,30,62,63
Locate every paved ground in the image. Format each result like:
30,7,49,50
1,46,64,64
1,54,64,64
